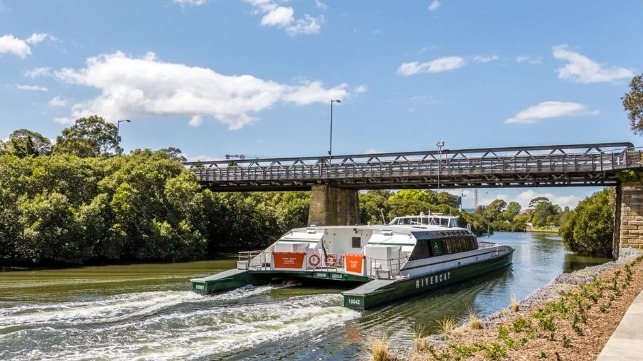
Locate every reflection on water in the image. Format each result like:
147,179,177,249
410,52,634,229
0,232,610,360
564,253,612,273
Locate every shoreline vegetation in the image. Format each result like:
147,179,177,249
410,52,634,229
526,227,560,233
369,248,643,361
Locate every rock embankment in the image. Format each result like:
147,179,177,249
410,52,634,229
394,248,643,361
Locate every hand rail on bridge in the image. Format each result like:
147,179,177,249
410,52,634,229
186,143,642,190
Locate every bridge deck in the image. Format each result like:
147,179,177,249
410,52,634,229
186,143,642,191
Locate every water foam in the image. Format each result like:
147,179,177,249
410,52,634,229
0,287,360,361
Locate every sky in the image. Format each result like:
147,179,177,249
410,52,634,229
1,0,642,211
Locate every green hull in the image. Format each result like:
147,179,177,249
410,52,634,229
343,251,513,309
192,252,513,310
191,268,371,294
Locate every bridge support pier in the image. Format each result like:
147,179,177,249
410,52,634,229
308,184,359,226
617,181,643,258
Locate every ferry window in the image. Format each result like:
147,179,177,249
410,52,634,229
409,240,431,260
352,237,361,248
432,240,443,256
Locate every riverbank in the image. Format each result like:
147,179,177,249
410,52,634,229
375,248,643,361
526,226,560,233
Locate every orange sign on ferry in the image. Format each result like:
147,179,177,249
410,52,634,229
344,254,364,273
273,252,306,269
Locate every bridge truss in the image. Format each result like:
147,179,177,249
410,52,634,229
186,143,642,191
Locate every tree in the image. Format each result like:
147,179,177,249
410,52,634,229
359,191,390,224
532,200,560,227
4,129,52,157
501,201,521,222
54,115,119,157
528,196,550,208
560,188,614,257
158,147,187,162
484,199,507,222
623,73,643,134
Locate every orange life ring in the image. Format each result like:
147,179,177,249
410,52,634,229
325,254,337,267
309,253,321,267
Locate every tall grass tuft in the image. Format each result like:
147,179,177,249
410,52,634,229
468,308,483,330
368,333,392,361
510,295,520,312
437,315,457,336
412,324,430,352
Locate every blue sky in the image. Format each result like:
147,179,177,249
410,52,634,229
1,0,642,210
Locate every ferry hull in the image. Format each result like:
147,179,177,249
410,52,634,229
343,251,513,309
191,268,371,294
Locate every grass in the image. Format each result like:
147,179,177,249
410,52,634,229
437,315,457,336
510,294,520,312
367,333,392,361
468,308,483,330
412,324,430,352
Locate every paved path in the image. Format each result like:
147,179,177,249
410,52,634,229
597,289,643,360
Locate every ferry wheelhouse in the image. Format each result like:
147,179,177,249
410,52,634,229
191,214,513,309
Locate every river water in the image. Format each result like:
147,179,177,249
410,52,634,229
0,232,610,360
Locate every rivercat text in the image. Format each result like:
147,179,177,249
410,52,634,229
416,272,451,289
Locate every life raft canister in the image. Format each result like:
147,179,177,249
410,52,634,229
325,254,337,267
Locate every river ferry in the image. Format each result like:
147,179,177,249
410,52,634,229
191,213,514,309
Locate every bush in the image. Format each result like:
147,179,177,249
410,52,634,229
559,188,615,257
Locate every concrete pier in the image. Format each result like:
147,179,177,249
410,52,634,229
308,184,358,226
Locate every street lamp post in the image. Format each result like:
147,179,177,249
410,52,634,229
436,140,444,189
117,119,131,154
329,99,341,165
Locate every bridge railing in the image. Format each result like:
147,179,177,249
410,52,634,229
186,143,641,187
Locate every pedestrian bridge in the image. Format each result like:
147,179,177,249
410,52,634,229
186,142,643,257
186,142,641,191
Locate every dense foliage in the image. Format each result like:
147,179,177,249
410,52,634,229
624,73,643,135
0,116,312,266
560,188,615,257
0,151,311,266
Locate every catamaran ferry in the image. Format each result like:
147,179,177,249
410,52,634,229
191,213,514,309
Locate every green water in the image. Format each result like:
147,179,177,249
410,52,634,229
0,260,236,302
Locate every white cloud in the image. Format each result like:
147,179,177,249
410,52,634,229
0,33,52,58
397,56,465,76
0,34,31,58
553,45,634,83
428,0,441,11
173,0,207,5
353,84,368,93
24,67,52,78
244,0,323,36
261,6,294,26
189,114,203,127
48,96,67,107
516,55,542,65
505,101,597,124
315,0,328,10
26,33,51,44
15,84,48,91
514,190,581,210
55,51,349,130
473,55,498,64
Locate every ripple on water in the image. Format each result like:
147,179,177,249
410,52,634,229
0,286,360,361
